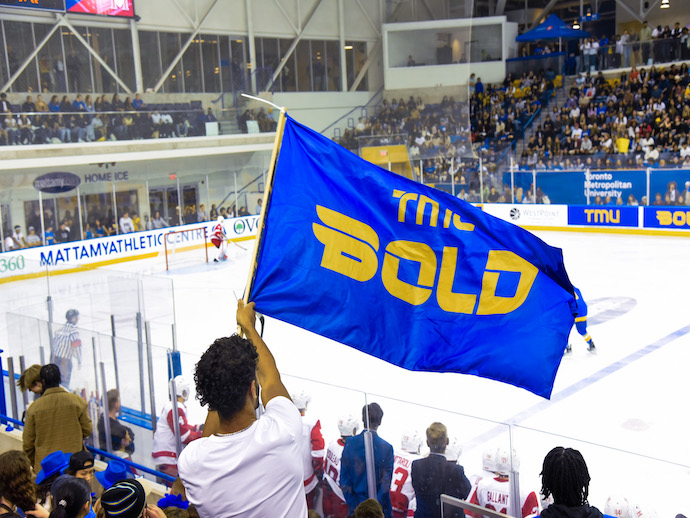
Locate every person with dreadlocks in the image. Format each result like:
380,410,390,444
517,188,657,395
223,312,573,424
540,447,604,518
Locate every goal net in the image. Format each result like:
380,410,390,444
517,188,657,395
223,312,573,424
164,226,209,271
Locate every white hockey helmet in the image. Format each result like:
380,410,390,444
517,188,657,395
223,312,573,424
482,447,498,473
170,375,191,402
445,436,463,462
291,390,311,411
217,216,224,222
496,448,520,476
400,431,423,454
605,496,630,518
337,414,360,437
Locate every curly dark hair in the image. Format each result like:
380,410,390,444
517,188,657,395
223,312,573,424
194,335,258,421
0,450,36,512
540,446,591,506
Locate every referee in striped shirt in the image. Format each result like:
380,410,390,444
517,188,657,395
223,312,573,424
51,309,82,388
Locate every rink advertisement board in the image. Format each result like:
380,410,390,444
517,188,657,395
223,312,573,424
643,207,690,230
567,205,639,227
0,215,259,282
481,204,567,227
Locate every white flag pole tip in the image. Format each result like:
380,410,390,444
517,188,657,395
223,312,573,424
240,93,284,112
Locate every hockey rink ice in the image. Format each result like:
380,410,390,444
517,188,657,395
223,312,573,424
3,229,690,517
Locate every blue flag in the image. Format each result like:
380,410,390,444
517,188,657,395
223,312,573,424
250,115,575,398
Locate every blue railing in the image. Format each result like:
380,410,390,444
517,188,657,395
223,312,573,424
86,446,175,483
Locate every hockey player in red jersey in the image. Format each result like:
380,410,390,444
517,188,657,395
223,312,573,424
469,448,540,518
151,376,202,478
211,216,227,262
292,391,326,511
323,414,360,518
391,431,423,518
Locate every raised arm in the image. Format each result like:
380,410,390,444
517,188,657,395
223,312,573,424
236,300,290,406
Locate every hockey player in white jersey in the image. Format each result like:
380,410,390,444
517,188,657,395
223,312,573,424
210,216,227,262
468,448,540,518
323,414,359,518
292,391,326,511
468,446,500,499
391,431,423,518
151,376,202,478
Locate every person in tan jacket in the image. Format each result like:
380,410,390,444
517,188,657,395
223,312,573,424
22,364,92,468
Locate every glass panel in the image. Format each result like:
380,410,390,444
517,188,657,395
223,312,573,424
311,40,327,91
139,31,161,92
88,27,116,93
219,36,231,92
33,23,61,94
201,34,220,93
230,38,247,93
113,28,135,93
353,41,368,91
325,40,341,91
0,22,7,89
62,25,92,94
160,32,183,93
182,37,202,92
295,40,311,92
3,20,39,93
279,38,296,92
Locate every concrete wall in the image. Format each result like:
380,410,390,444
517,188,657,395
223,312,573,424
271,90,375,134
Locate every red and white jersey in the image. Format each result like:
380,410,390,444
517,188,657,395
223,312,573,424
151,400,202,466
300,415,325,493
323,438,346,501
390,449,420,518
467,469,499,513
469,476,540,518
210,222,226,248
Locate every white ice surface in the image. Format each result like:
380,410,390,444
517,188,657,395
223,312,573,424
2,230,689,516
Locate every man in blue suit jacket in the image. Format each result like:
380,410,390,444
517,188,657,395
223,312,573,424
411,422,471,518
340,403,394,517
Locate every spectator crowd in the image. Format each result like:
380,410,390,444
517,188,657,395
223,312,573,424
0,92,218,146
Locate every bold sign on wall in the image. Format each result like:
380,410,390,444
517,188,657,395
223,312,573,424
65,0,134,17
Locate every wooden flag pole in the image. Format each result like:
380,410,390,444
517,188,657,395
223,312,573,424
242,107,288,305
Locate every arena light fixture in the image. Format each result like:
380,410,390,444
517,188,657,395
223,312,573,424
344,45,353,50
660,0,669,8
573,21,581,29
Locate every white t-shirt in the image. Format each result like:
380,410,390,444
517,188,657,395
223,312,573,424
178,396,307,518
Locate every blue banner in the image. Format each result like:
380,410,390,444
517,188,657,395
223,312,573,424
503,170,647,205
643,207,690,229
568,206,639,227
250,115,576,398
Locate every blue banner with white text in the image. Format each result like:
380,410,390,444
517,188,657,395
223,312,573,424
250,115,576,398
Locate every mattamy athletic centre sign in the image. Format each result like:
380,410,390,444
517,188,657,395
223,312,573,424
0,216,260,283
